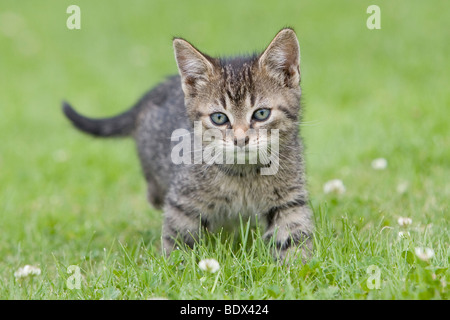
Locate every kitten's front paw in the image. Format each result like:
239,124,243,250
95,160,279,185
276,237,314,265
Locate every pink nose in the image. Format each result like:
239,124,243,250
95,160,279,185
234,136,249,147
233,128,249,147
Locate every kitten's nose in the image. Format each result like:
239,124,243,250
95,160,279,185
233,128,249,147
234,136,249,147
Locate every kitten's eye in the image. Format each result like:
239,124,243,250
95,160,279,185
210,112,229,125
252,108,271,121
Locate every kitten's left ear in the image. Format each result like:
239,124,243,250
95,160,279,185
258,28,301,87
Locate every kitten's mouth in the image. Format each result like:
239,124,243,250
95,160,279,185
200,139,278,166
234,149,255,162
234,145,251,153
226,144,270,164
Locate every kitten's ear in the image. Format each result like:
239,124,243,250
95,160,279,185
173,38,216,96
258,28,301,87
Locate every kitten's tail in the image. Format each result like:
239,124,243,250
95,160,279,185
62,101,140,137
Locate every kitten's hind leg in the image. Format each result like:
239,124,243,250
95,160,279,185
263,201,314,264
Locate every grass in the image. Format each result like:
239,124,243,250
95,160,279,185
0,0,449,299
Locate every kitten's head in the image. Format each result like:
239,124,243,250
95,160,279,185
173,28,301,162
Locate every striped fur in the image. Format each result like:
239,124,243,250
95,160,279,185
63,28,314,263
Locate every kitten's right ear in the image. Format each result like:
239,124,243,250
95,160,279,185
173,38,216,96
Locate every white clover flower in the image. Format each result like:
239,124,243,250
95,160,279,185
396,182,409,194
371,158,388,170
198,258,220,273
415,247,434,262
398,231,410,239
397,217,412,227
323,179,346,195
14,265,41,279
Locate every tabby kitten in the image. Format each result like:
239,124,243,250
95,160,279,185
63,28,314,262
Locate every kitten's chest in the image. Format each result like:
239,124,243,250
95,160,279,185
204,174,276,232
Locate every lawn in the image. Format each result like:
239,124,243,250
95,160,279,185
0,0,448,300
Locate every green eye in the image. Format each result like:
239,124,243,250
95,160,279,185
253,108,271,121
210,112,229,125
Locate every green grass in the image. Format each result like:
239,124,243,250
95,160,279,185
0,0,449,299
